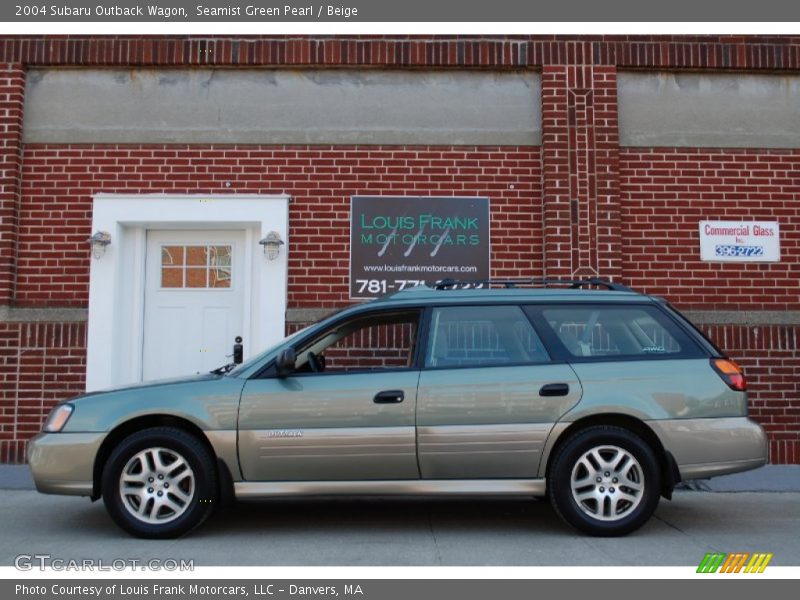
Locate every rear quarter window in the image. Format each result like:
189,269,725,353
531,304,705,361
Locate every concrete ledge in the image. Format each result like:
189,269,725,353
679,465,800,492
286,308,343,324
683,310,800,326
619,72,800,148
0,306,88,323
3,306,797,327
24,69,542,146
0,465,35,490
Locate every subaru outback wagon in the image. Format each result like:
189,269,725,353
29,279,767,538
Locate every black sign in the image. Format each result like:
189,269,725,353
350,196,490,299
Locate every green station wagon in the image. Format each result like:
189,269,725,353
29,279,767,538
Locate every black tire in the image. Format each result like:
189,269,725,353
548,425,661,536
101,427,218,539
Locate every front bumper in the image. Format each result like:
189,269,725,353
649,417,768,480
27,432,106,496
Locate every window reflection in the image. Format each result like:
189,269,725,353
160,244,232,289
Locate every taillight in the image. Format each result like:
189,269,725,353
711,358,747,392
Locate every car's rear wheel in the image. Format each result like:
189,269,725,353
548,425,661,536
101,427,217,538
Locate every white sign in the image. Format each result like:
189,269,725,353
699,221,781,262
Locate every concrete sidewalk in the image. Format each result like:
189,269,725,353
677,465,800,492
2,464,799,491
1,488,799,566
2,464,799,566
0,465,34,490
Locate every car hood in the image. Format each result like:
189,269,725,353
70,373,222,401
60,371,245,433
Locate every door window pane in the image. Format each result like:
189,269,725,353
185,268,208,288
425,305,549,368
294,311,420,374
161,246,184,266
541,306,687,358
209,269,232,288
208,246,232,288
185,246,208,266
160,244,233,289
160,268,183,288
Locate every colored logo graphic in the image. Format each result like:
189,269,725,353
697,552,773,573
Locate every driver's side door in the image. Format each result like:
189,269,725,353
237,309,422,481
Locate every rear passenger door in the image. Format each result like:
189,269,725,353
416,305,582,479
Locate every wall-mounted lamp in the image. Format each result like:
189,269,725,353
87,231,112,259
258,231,285,261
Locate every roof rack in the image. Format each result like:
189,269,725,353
433,278,634,293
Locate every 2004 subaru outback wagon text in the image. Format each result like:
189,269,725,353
29,279,767,538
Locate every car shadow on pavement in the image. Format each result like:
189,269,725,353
200,497,571,538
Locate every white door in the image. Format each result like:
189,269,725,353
142,230,246,381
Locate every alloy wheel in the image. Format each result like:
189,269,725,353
569,445,644,522
118,447,196,524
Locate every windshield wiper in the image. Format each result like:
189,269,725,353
210,362,237,375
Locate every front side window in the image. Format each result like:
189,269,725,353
539,305,698,359
425,305,549,368
293,311,420,374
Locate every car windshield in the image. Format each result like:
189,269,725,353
225,327,310,377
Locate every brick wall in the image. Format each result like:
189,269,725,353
701,324,800,464
17,145,542,307
620,148,800,309
541,65,621,279
0,322,86,463
1,36,800,70
0,64,25,305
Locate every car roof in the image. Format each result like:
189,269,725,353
371,285,653,307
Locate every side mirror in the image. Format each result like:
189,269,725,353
275,348,297,377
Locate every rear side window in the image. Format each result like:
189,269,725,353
425,305,550,368
536,305,702,360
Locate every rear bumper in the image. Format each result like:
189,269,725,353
649,417,768,481
678,457,767,480
27,432,105,496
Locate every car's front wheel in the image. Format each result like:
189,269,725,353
101,427,217,538
548,425,661,536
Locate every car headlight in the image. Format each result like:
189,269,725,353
43,404,74,433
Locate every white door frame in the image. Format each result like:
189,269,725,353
86,194,289,391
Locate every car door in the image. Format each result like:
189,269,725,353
416,304,582,479
238,309,422,481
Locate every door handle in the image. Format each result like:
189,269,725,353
539,383,570,397
374,390,405,404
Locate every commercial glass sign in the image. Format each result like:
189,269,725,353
350,196,490,299
699,221,781,262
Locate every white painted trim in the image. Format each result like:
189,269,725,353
87,194,289,392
